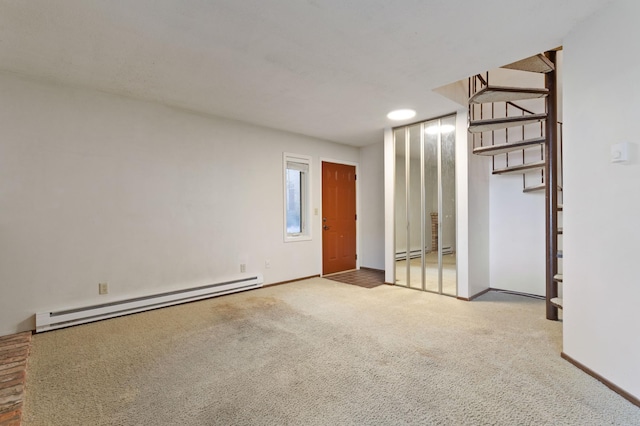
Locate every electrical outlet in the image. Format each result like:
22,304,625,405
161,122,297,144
265,260,271,269
240,263,246,273
98,282,108,295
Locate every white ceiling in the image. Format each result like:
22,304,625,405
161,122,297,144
0,0,611,146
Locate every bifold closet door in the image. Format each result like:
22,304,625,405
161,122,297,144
394,128,408,286
394,114,457,296
424,121,439,293
407,124,423,290
440,115,457,296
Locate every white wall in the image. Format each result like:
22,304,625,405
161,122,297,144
563,0,640,399
489,174,546,295
456,109,491,299
358,142,385,270
0,72,360,335
384,129,395,283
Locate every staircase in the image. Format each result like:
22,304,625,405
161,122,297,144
468,51,563,320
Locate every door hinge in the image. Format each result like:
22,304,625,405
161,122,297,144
354,174,357,180
355,214,357,220
355,254,358,260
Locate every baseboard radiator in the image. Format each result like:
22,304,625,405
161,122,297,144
395,248,427,260
35,273,263,333
395,247,454,260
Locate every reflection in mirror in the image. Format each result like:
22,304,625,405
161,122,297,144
394,128,408,286
407,124,422,290
440,115,457,296
424,118,439,293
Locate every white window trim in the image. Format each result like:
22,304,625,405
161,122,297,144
283,152,312,242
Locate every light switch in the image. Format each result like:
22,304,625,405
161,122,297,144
611,142,629,164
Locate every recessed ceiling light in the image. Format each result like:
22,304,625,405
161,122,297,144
387,109,416,121
425,124,456,135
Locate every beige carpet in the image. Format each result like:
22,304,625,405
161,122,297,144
23,278,640,425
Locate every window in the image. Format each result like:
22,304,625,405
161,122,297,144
284,153,312,242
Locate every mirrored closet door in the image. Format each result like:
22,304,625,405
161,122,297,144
394,114,457,296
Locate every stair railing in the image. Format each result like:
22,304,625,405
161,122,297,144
469,73,489,151
504,101,544,172
468,74,546,180
558,121,563,192
469,72,488,98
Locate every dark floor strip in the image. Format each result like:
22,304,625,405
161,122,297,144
0,332,32,426
324,269,385,288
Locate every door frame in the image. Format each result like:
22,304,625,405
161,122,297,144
319,157,359,276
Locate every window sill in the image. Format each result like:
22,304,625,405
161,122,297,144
284,235,312,243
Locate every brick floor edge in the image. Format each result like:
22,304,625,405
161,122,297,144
0,331,32,426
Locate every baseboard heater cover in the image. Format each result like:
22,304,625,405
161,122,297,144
35,274,263,333
395,248,429,260
395,247,454,259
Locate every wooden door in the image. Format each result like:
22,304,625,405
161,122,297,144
322,162,356,275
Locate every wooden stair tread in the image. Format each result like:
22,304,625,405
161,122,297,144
554,274,563,282
469,113,547,133
502,54,555,73
470,86,549,104
523,183,545,193
492,160,545,175
473,137,545,156
522,184,565,194
550,297,563,308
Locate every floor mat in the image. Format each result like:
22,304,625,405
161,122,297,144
324,268,385,288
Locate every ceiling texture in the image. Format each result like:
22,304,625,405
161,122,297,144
0,0,612,146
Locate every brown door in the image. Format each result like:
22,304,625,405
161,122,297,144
322,162,356,275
